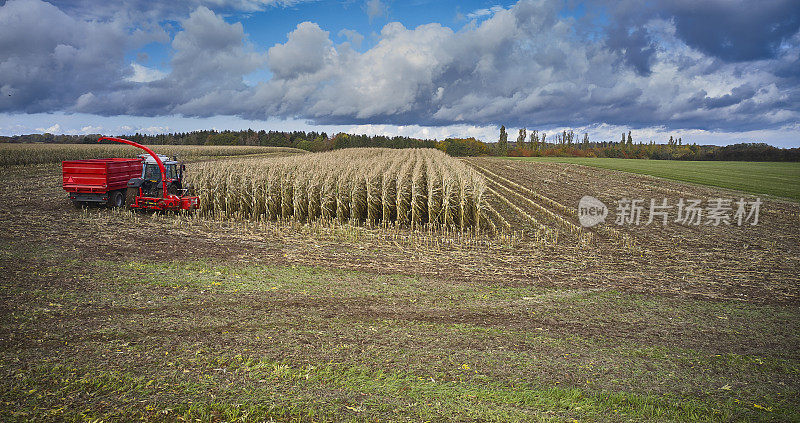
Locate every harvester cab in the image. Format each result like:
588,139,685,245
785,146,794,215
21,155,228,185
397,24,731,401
136,154,184,198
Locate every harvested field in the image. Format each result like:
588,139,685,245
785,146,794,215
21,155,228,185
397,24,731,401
0,149,798,422
466,157,800,303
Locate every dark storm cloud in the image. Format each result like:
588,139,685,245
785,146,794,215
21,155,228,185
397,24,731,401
0,0,166,113
703,86,757,110
605,25,656,76
603,0,800,74
666,0,800,62
1,0,799,133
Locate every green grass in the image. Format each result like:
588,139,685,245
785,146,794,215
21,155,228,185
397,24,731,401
508,157,800,201
7,358,744,422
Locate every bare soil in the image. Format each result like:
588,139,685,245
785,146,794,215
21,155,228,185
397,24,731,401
466,157,800,305
1,160,799,421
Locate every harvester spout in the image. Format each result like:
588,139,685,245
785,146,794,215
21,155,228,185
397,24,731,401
98,136,168,198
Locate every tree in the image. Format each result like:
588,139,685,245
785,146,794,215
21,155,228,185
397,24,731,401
582,133,589,150
205,132,238,145
438,138,489,156
517,128,527,149
530,130,539,150
627,131,633,145
244,128,258,146
498,125,508,156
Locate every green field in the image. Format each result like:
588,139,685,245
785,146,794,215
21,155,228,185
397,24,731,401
509,157,800,201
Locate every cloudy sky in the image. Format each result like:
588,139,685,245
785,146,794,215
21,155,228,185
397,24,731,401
1,0,799,146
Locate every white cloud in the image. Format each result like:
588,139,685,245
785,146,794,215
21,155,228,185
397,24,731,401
6,112,799,147
71,5,267,116
35,123,61,133
80,125,103,133
268,22,332,79
365,0,388,20
170,6,266,91
338,29,365,48
140,126,171,134
126,63,167,83
196,2,797,134
212,0,309,12
466,5,504,20
56,0,316,22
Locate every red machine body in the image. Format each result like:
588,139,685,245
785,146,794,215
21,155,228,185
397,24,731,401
61,137,199,211
62,158,142,207
97,137,199,212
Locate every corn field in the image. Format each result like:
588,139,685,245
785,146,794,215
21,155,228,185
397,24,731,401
185,148,487,230
0,143,303,165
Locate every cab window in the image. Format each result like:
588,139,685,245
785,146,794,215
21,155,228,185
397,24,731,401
143,163,161,180
166,164,178,180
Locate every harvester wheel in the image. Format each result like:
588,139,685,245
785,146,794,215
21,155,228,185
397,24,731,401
125,187,138,208
167,182,179,196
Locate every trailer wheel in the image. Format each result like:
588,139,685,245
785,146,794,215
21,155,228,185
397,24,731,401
109,190,125,208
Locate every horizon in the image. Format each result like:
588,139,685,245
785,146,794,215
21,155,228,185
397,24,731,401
5,127,796,150
1,0,799,147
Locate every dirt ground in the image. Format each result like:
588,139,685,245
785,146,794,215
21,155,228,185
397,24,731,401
1,159,798,421
467,157,800,305
4,159,799,305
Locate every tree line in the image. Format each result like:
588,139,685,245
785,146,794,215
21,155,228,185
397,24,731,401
1,128,797,161
0,130,490,157
496,126,800,161
0,130,435,151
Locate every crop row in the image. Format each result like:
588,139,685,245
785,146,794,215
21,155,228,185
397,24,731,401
185,148,487,230
0,143,301,165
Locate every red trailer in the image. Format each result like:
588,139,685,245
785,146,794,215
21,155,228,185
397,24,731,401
62,158,143,208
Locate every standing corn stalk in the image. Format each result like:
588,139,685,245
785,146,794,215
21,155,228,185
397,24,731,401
183,148,487,230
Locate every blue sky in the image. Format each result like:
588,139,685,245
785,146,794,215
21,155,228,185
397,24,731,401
1,0,799,146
